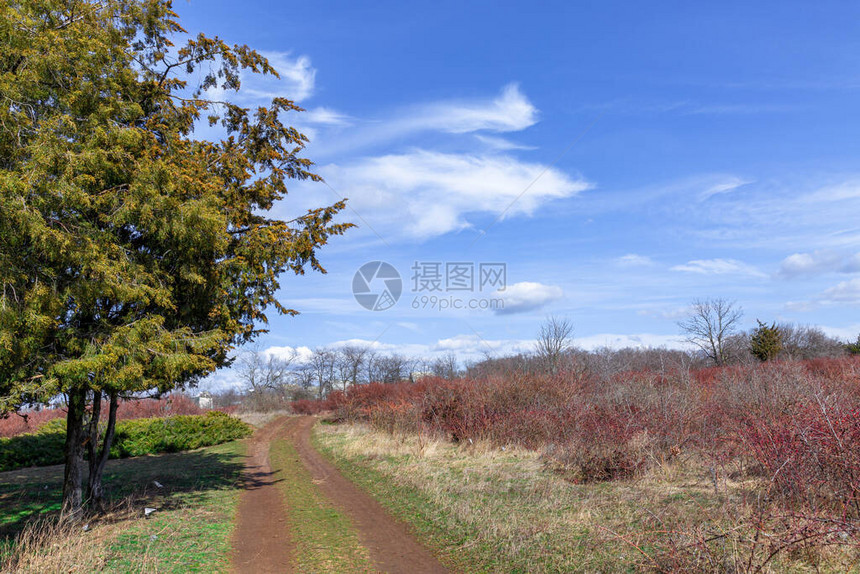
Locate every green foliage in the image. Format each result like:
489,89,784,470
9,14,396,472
0,0,350,510
750,320,783,362
0,0,351,409
846,335,860,356
0,429,66,472
0,412,251,472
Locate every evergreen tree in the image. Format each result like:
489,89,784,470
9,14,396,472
0,0,351,514
750,320,783,362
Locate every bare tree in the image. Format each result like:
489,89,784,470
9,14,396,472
431,352,459,379
309,348,337,398
777,323,846,360
295,363,316,392
237,347,295,394
336,345,369,389
678,298,743,366
373,354,410,383
363,349,379,383
535,316,574,374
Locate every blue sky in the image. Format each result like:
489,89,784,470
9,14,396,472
177,1,860,388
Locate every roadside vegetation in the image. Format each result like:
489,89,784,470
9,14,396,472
313,353,860,572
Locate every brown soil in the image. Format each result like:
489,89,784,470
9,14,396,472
230,417,294,574
231,415,449,574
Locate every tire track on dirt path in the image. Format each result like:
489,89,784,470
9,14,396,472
286,415,449,574
231,417,294,574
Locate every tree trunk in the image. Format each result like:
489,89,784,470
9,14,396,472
87,391,118,510
62,387,88,518
86,390,102,483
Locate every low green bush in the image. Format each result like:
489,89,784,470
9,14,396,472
0,411,252,472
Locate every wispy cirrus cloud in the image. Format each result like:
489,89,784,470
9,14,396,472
323,150,590,239
700,177,753,200
247,51,316,102
671,258,766,278
411,83,538,134
474,134,536,151
303,106,352,126
205,51,317,104
616,254,656,267
314,83,539,157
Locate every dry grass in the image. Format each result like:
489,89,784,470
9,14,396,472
2,495,239,573
2,501,137,573
316,422,860,573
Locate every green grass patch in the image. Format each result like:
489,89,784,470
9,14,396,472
1,439,248,573
102,440,246,573
0,411,252,472
268,436,374,573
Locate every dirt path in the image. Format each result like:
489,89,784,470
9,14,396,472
231,415,448,574
285,416,449,574
231,417,295,574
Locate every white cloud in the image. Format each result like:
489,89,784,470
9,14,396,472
670,258,766,277
819,324,860,341
700,177,753,200
495,281,564,315
303,107,351,125
573,333,688,350
637,306,692,321
326,150,590,239
263,345,314,364
805,180,860,203
474,134,536,151
320,332,689,359
777,250,860,278
316,84,539,157
683,103,800,115
432,334,509,355
784,300,819,312
252,52,315,102
206,51,316,104
822,278,860,304
616,254,656,267
415,83,538,134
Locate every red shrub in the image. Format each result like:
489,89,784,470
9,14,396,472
740,399,860,514
291,399,328,415
0,408,65,437
1,394,209,437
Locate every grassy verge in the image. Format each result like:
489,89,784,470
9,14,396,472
268,435,374,573
1,439,247,573
313,422,858,573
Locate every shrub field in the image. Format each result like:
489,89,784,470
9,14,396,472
310,356,860,569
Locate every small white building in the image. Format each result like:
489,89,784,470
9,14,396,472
197,391,213,410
